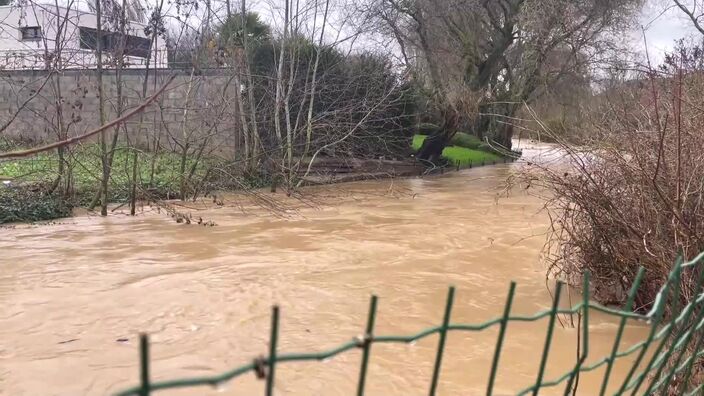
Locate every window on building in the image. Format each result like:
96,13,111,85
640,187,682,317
124,35,151,58
20,26,42,40
79,27,103,50
79,27,151,58
79,27,98,49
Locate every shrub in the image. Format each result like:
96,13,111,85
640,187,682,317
477,143,493,152
519,66,704,315
450,132,482,149
0,185,72,223
412,134,427,151
537,118,570,143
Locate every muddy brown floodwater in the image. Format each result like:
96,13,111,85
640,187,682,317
1,144,651,395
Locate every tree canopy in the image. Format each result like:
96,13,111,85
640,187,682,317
371,0,642,155
218,12,271,48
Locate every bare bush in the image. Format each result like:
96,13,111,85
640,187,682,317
519,50,704,312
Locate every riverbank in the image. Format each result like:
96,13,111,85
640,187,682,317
1,135,518,223
411,133,505,166
0,142,214,223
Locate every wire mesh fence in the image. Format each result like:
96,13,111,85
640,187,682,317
115,253,704,396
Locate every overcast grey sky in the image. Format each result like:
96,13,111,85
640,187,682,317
57,0,704,64
639,0,702,62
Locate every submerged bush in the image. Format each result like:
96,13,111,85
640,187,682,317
520,65,704,314
0,185,72,223
450,132,482,149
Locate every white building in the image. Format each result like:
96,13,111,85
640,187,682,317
0,3,168,70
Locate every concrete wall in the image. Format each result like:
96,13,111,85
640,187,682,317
0,69,241,155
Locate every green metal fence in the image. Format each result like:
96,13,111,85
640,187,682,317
115,253,704,396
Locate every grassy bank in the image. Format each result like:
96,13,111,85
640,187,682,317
0,142,225,223
0,144,211,201
1,132,503,223
412,134,502,165
0,186,72,223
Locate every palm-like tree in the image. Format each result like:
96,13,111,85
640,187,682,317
218,12,270,48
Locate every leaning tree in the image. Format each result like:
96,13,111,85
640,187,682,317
368,0,642,160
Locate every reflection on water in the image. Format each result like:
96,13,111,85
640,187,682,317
0,143,650,395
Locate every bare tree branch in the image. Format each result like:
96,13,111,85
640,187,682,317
673,0,704,36
0,75,176,159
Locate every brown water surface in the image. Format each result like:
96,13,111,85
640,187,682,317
0,144,650,395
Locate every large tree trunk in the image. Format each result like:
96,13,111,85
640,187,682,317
416,108,459,162
495,123,513,150
416,133,450,163
472,102,515,151
494,102,519,150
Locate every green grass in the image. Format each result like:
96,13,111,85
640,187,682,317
412,134,427,151
0,144,213,203
441,146,501,165
0,187,71,223
412,134,502,165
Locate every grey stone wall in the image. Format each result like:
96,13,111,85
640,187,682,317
0,69,240,154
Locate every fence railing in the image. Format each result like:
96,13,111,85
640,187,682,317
115,252,704,396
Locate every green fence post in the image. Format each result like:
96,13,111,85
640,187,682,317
656,303,704,394
139,334,150,396
533,281,563,396
616,301,667,394
266,306,280,396
486,282,516,396
677,324,704,394
677,258,704,395
598,268,644,395
357,295,378,396
643,263,704,395
629,260,688,396
617,257,682,394
635,314,686,395
429,286,455,396
563,272,591,396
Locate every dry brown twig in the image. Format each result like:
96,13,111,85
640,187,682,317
512,63,704,313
